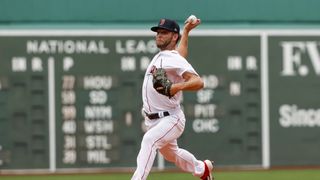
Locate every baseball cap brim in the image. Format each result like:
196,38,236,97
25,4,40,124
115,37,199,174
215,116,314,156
151,26,175,32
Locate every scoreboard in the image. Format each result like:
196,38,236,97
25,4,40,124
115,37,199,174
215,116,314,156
0,33,157,170
1,29,320,171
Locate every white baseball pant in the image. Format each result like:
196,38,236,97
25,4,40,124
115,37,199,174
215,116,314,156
131,111,205,180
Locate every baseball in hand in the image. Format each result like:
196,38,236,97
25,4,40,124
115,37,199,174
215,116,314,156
186,15,197,24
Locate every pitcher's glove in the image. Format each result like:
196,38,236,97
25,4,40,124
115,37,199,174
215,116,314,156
152,68,173,98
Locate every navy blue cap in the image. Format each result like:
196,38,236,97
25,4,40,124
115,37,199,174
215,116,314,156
151,18,180,34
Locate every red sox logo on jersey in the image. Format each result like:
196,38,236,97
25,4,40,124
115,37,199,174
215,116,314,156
150,65,157,74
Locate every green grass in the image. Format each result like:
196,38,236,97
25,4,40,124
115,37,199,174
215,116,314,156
1,169,320,180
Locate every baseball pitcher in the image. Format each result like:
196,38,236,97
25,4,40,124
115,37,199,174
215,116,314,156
132,17,214,180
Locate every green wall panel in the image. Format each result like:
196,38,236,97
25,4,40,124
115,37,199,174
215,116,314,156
1,0,320,23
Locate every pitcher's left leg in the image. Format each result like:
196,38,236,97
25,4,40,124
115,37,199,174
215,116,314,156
132,116,184,180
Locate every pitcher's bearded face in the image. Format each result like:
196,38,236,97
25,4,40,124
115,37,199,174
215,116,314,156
155,29,175,49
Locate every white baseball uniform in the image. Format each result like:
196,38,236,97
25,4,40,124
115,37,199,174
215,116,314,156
131,50,205,180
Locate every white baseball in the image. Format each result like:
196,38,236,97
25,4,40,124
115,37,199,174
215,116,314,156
187,15,197,24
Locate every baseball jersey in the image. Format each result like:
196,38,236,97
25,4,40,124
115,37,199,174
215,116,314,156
142,50,198,114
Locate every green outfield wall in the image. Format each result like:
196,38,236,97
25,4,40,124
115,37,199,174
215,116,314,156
0,0,320,24
1,30,320,172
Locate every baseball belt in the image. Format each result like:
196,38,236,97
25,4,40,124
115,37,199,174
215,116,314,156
144,111,170,120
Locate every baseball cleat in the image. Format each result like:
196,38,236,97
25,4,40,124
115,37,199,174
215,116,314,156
200,160,214,180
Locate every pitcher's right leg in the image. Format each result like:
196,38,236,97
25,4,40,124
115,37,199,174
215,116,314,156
159,141,205,177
